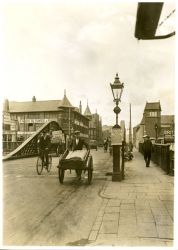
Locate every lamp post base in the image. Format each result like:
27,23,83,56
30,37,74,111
112,172,122,181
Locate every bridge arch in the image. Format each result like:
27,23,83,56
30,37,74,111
3,121,65,161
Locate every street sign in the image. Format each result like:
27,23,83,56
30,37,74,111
111,128,122,145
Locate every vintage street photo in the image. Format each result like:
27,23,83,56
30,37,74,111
1,0,176,248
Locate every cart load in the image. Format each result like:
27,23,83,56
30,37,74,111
58,149,93,184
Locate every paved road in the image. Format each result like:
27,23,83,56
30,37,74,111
3,148,174,247
3,148,110,246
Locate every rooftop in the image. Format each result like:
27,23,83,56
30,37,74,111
9,100,62,113
84,104,92,116
144,101,161,111
161,115,174,124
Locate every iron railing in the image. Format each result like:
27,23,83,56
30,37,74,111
139,143,174,176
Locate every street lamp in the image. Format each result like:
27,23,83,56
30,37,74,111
110,73,124,128
155,123,158,142
110,73,124,181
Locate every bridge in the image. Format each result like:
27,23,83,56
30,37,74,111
3,121,64,161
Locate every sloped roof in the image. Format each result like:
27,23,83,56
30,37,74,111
161,115,174,124
59,94,73,108
9,100,62,113
144,102,161,111
84,105,92,116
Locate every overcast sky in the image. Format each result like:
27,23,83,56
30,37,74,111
1,0,176,128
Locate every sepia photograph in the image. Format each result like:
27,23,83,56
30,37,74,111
1,0,176,248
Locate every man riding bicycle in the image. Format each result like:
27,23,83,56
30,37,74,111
37,130,51,168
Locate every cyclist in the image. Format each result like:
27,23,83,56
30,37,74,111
37,130,51,168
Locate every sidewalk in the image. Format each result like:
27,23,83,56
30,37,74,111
88,150,174,247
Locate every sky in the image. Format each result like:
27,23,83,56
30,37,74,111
0,0,176,129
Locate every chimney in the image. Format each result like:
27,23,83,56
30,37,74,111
32,96,36,102
3,99,9,112
79,100,82,114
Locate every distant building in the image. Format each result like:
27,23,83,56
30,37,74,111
5,93,90,141
120,120,126,142
83,103,103,145
102,120,126,143
160,115,174,143
133,101,174,148
102,125,112,141
2,99,18,142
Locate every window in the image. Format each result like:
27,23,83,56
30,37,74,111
149,112,157,117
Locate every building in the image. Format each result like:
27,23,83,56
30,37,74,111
3,99,18,142
159,115,174,143
133,101,174,148
120,120,126,142
5,93,90,142
102,120,126,143
102,125,112,141
83,103,103,146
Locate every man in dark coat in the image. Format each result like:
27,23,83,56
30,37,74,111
70,131,89,180
142,135,152,167
71,131,89,151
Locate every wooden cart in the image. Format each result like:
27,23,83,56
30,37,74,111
57,149,93,184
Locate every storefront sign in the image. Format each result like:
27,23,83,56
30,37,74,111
3,113,11,124
111,128,122,145
20,119,49,124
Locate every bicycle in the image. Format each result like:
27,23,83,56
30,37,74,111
36,154,52,175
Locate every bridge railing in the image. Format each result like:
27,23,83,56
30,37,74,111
3,120,65,161
139,143,174,176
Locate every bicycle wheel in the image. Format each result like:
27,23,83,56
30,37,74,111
36,157,43,175
47,155,52,172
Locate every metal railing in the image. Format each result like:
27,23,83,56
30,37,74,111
139,143,174,176
3,121,64,160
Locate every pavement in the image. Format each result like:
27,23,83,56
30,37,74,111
87,149,174,247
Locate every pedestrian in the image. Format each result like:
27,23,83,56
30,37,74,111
70,130,89,180
142,135,153,167
103,138,108,152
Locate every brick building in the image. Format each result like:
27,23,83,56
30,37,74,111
133,101,174,148
4,93,90,142
83,103,103,146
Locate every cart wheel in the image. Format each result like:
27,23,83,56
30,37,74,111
47,155,52,172
36,157,43,175
58,168,65,183
88,156,93,184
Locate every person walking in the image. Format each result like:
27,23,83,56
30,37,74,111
142,135,153,167
103,138,108,152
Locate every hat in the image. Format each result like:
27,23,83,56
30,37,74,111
143,135,149,138
74,130,80,134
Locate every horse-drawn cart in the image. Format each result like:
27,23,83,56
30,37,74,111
57,149,93,184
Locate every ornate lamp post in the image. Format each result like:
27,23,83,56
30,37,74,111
110,73,124,128
155,123,158,142
110,73,124,181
